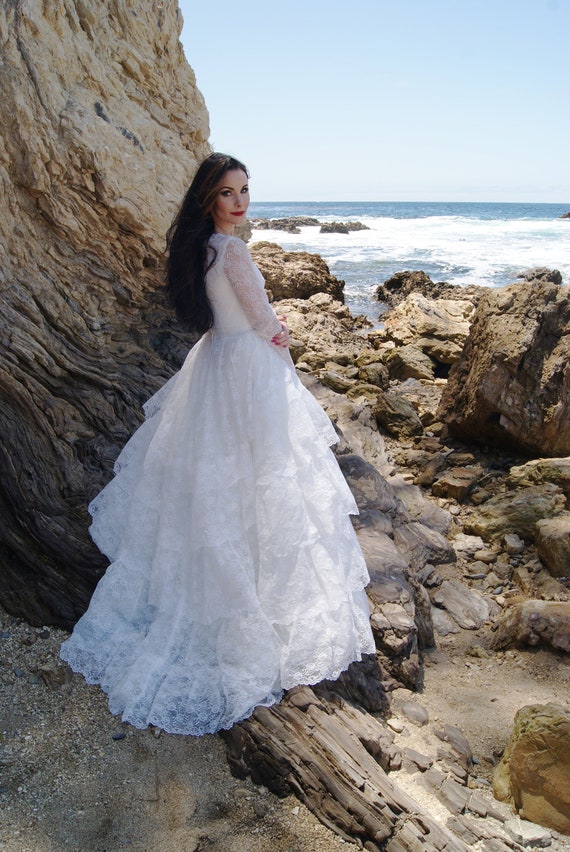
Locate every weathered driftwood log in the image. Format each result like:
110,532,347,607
223,683,471,851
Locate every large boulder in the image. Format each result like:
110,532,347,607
250,241,345,301
0,1,210,627
382,293,476,367
437,280,570,456
274,293,372,365
493,703,570,835
463,484,567,541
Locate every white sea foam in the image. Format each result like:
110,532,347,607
250,207,570,320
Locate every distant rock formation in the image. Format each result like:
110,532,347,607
319,221,369,234
437,278,570,457
250,217,320,233
0,1,210,627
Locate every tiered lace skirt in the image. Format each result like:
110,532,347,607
61,330,375,735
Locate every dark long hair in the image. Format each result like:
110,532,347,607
165,152,249,333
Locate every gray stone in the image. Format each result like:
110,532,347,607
430,580,490,629
399,701,429,727
504,816,552,847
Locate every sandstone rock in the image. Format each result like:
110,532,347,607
431,466,484,502
346,382,386,402
437,281,570,457
535,514,570,578
382,293,475,366
357,361,389,389
452,533,487,556
490,600,570,653
373,391,424,437
250,242,345,301
273,294,372,366
392,378,446,428
414,453,449,487
493,703,570,835
319,370,356,393
463,484,567,542
376,271,484,309
507,457,570,498
0,0,210,626
386,344,436,381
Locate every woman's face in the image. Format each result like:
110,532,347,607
212,169,250,234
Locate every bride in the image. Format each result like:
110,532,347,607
60,152,375,735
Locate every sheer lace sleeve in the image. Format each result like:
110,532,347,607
223,237,283,341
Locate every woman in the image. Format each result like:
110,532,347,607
61,153,375,735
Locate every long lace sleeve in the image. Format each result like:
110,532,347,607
223,237,283,341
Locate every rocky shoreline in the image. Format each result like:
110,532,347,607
2,238,569,849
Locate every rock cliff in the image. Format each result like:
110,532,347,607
0,0,210,626
437,281,570,456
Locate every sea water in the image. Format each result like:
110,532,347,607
248,202,570,322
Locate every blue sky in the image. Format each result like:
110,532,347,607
178,0,569,202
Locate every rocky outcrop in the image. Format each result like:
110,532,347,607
437,280,570,457
249,217,320,233
516,267,563,284
490,601,570,653
493,703,570,834
319,221,369,234
0,0,210,626
376,270,483,308
381,292,476,373
250,242,345,301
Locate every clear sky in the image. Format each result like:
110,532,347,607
178,0,569,202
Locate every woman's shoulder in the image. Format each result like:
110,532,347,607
209,233,250,260
209,233,246,247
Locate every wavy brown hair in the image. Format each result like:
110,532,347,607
165,153,249,333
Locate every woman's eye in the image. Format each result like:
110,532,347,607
241,186,249,194
221,190,232,197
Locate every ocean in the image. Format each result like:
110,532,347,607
247,202,570,323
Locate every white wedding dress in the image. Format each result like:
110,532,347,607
61,233,375,735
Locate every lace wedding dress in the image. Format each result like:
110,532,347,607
61,233,375,735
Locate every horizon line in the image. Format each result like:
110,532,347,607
249,199,570,206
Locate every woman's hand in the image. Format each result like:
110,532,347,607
271,316,290,348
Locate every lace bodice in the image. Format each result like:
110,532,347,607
207,234,282,340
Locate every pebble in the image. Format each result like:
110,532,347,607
253,799,270,818
111,732,126,741
473,548,498,564
399,701,429,726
